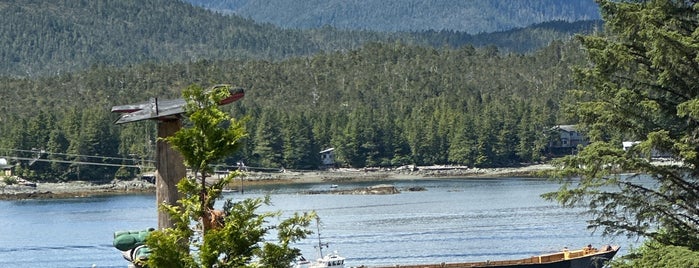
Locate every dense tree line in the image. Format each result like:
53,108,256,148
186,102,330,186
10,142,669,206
189,0,600,33
0,0,598,77
0,0,323,77
0,40,585,181
416,20,603,53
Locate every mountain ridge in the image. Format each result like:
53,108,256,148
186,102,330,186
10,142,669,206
0,0,599,77
186,0,601,33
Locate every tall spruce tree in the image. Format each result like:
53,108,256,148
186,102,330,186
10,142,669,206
543,0,699,265
281,112,319,170
252,109,283,168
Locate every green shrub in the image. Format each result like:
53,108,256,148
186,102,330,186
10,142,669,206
2,176,17,185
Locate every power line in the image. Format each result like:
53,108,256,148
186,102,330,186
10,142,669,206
0,156,144,168
1,149,287,172
0,148,154,163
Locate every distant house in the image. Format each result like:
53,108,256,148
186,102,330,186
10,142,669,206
623,141,672,159
549,125,588,154
622,141,641,151
0,158,12,176
319,148,335,167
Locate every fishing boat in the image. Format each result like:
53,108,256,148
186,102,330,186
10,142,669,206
295,251,345,268
295,218,346,268
360,244,620,268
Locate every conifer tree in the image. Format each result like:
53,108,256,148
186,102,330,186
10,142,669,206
252,109,283,168
145,84,316,268
544,1,699,265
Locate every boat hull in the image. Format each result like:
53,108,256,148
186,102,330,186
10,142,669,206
364,246,619,268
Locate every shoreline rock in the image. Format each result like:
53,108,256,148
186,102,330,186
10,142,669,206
305,184,400,195
0,179,156,200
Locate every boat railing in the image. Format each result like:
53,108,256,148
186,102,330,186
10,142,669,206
538,252,567,263
360,245,619,268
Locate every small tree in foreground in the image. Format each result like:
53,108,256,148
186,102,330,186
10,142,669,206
145,84,316,268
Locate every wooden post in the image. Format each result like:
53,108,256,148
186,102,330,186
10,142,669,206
155,119,186,229
111,86,244,229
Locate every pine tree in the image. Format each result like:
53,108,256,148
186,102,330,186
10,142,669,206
251,109,283,169
281,113,319,170
544,0,699,260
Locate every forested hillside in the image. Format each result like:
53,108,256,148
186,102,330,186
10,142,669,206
0,0,355,77
0,40,587,182
0,0,599,77
0,0,596,182
187,0,600,33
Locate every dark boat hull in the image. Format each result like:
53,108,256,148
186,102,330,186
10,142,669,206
477,249,617,268
364,246,619,268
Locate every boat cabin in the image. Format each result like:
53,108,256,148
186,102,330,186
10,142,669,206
296,252,345,268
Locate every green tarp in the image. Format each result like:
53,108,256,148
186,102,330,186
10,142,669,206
113,229,152,251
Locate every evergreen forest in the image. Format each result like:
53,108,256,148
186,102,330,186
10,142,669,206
0,0,593,182
187,0,601,33
0,0,600,77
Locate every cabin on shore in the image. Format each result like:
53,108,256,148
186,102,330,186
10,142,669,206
320,148,336,168
0,158,12,177
548,125,588,155
622,141,673,159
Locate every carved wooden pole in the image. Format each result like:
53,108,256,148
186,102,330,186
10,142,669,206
111,85,244,229
155,119,186,229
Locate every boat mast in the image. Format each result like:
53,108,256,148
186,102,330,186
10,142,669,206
314,216,328,258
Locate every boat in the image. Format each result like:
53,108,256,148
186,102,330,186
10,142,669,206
295,217,346,268
359,244,620,268
295,251,346,268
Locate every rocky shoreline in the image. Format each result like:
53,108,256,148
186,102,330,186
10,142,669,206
0,179,156,200
0,164,553,200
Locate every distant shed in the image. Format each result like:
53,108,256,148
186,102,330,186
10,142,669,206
319,148,335,167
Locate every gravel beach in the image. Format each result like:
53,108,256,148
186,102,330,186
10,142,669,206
0,164,554,200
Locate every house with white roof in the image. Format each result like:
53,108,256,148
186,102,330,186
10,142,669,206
0,158,12,176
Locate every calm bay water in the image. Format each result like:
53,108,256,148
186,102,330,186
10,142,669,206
0,178,637,267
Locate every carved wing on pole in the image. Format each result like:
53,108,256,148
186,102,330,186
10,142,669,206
111,85,244,124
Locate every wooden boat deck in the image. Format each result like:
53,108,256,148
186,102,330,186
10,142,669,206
361,245,620,268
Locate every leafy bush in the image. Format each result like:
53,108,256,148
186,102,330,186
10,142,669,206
2,176,17,185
